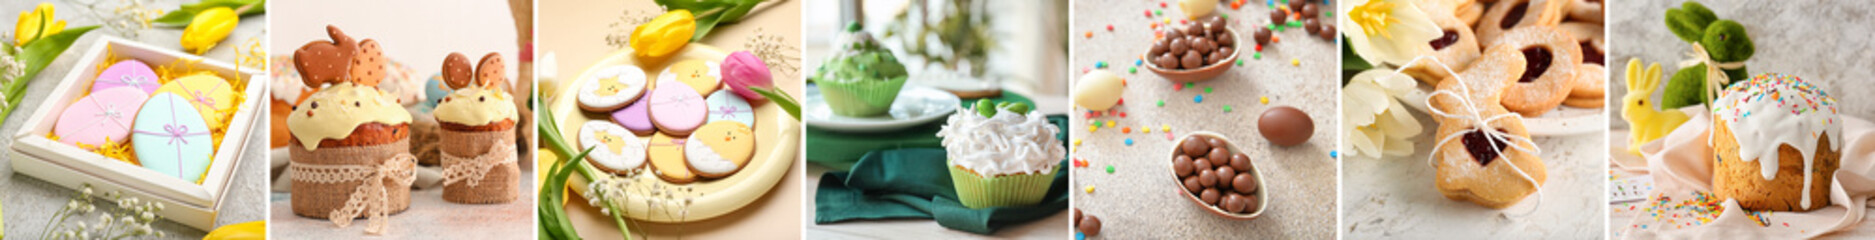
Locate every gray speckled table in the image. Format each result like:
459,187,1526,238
0,0,267,238
1069,1,1339,238
1608,0,1875,238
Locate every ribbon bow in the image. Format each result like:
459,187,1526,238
135,124,209,145
1679,42,1746,107
116,75,148,86
715,105,749,118
179,83,221,109
1398,56,1546,215
291,154,417,235
442,142,518,187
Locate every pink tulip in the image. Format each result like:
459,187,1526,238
721,51,772,102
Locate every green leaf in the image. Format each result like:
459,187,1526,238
10,25,101,107
153,0,267,27
749,87,799,120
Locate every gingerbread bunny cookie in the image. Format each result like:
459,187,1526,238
294,25,358,87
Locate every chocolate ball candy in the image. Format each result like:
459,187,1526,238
1080,214,1102,236
1184,176,1204,193
1320,24,1336,41
1241,194,1261,212
1269,9,1287,25
1258,106,1315,146
1201,188,1220,205
1181,135,1209,155
1181,51,1204,69
1207,51,1227,65
1305,18,1321,34
1157,54,1181,69
1207,138,1230,153
1215,167,1237,189
1255,28,1273,45
1198,169,1217,187
1216,32,1235,47
1218,47,1234,56
1169,38,1189,56
1194,158,1213,171
1185,23,1205,38
1174,155,1195,177
1150,41,1169,57
1193,38,1215,54
1207,17,1228,33
1289,0,1307,12
1233,173,1258,194
1302,3,1320,19
1231,153,1252,171
1207,147,1230,164
1166,28,1185,42
1072,209,1081,226
1223,193,1246,212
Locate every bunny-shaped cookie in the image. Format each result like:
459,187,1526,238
1622,58,1689,155
294,25,357,87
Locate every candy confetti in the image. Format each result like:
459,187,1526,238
1330,150,1339,158
1254,52,1263,59
1143,127,1153,133
1205,87,1213,93
1074,139,1083,146
1106,165,1115,173
1291,58,1300,66
1089,125,1099,132
1194,94,1204,103
1125,138,1135,146
1096,61,1108,69
1166,132,1175,140
1224,105,1233,112
1085,185,1095,193
1085,31,1093,38
1162,124,1171,132
1157,100,1166,107
1261,96,1270,104
1129,67,1137,73
1106,120,1117,127
1123,127,1132,133
1107,25,1114,31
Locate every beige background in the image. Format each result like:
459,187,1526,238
536,0,806,239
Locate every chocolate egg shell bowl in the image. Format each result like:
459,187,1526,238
1166,131,1267,220
1143,20,1242,83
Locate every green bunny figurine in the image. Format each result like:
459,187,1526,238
1659,2,1756,109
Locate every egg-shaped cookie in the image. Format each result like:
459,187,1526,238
133,93,216,183
657,59,722,97
91,59,161,94
155,74,237,126
578,65,648,112
686,122,755,178
54,87,150,148
579,120,647,174
648,79,708,136
610,99,656,136
705,89,756,127
647,132,696,183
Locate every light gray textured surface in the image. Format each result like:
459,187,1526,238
1608,0,1875,238
1068,0,1339,238
0,0,269,238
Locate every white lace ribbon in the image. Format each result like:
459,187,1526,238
442,141,518,187
1679,42,1746,106
290,154,417,235
1397,56,1546,215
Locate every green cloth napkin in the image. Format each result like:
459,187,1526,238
804,91,1037,169
814,148,1069,235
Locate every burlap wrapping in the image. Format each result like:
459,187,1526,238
288,139,413,220
440,128,519,204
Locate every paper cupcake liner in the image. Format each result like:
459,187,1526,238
817,77,907,117
289,139,412,219
948,162,1057,209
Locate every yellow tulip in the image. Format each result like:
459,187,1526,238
631,10,696,59
203,221,265,240
181,7,237,55
14,2,66,47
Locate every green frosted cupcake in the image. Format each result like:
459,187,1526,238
937,100,1065,209
813,31,908,117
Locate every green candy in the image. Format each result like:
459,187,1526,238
1700,20,1755,62
972,100,1030,117
1665,2,1717,42
976,99,997,117
1001,102,1032,114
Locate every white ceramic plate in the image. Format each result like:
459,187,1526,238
803,85,960,133
1398,84,1606,136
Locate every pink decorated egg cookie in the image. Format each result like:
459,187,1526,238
685,121,755,178
91,60,161,94
610,97,655,136
648,79,707,136
54,87,150,148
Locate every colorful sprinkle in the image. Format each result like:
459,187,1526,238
1105,165,1115,173
1291,58,1300,66
1106,25,1114,31
1157,100,1165,107
1106,120,1117,127
1224,105,1233,112
1162,124,1171,132
1129,67,1137,73
1125,138,1135,146
1194,94,1204,103
1089,125,1099,132
1236,59,1244,66
1123,127,1132,133
1166,132,1175,140
1254,52,1262,59
1085,31,1093,38
1205,87,1213,93
1330,151,1339,158
1085,185,1095,193
1143,127,1153,133
1074,139,1083,146
1261,96,1270,104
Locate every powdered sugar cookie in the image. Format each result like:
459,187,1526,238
657,59,722,97
580,120,647,174
705,89,756,127
55,87,149,148
91,60,160,94
685,121,755,178
578,65,648,112
610,98,656,136
646,132,695,183
1567,0,1603,23
1403,15,1481,85
1492,26,1581,116
1568,63,1605,99
1476,0,1568,46
648,79,707,136
1558,22,1605,66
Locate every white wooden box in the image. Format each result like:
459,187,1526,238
8,37,266,230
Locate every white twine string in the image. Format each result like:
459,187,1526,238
290,154,417,235
1395,55,1546,216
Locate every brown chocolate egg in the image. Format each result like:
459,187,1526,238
1258,106,1314,146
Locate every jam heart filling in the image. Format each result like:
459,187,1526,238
1501,2,1530,29
1580,41,1604,65
1517,47,1552,83
1462,128,1511,166
1429,30,1461,50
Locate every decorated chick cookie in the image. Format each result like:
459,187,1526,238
705,89,755,127
134,93,215,183
54,87,150,148
578,65,648,112
647,132,696,183
579,120,646,174
657,59,722,97
610,99,656,136
91,59,160,94
685,121,755,178
648,79,707,136
154,74,236,126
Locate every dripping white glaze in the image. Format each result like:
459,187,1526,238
1711,73,1841,209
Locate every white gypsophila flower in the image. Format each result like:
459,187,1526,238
139,212,152,222
97,214,112,225
122,216,135,225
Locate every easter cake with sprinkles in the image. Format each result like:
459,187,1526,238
1710,73,1841,212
